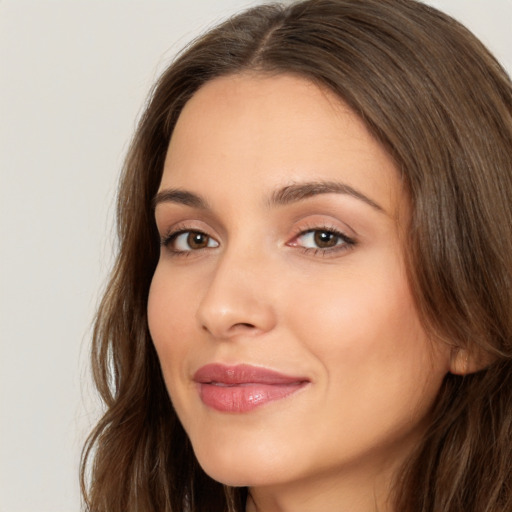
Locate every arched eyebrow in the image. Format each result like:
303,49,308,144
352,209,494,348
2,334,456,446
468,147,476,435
269,181,384,212
152,180,384,213
152,189,209,210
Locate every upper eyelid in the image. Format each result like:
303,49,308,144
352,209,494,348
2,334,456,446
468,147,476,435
160,223,348,239
159,219,216,238
289,218,355,238
161,226,216,243
290,227,355,244
156,214,225,240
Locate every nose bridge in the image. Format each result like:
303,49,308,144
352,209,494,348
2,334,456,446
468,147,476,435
197,237,276,338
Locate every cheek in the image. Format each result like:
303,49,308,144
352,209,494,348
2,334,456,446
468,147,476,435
284,268,447,445
147,266,196,382
284,257,448,395
286,264,413,351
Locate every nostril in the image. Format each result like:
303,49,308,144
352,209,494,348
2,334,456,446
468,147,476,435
201,322,255,334
229,322,259,333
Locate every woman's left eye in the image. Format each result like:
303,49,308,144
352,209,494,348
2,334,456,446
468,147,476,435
289,228,355,253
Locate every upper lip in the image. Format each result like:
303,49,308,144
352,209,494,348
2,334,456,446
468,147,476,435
193,363,308,385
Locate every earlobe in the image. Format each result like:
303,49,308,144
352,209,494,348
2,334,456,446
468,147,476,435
449,348,471,375
449,347,492,375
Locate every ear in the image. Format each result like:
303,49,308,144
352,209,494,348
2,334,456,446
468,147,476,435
449,347,491,375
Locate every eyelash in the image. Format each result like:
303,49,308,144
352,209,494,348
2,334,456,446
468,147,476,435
287,224,356,257
160,224,356,257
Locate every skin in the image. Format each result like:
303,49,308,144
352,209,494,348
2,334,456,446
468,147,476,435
148,73,455,512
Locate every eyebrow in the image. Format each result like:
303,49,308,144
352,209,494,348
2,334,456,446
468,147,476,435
152,189,209,210
269,181,384,212
152,180,384,212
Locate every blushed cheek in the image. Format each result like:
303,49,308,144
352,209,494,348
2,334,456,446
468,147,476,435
286,266,426,371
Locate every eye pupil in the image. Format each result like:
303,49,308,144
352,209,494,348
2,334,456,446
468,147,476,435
314,231,337,248
187,231,208,249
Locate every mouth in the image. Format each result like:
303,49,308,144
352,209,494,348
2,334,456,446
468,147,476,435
193,364,309,413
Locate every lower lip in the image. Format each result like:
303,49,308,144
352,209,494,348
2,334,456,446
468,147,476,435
198,382,307,413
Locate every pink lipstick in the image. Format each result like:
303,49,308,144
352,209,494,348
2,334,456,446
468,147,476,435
193,364,308,413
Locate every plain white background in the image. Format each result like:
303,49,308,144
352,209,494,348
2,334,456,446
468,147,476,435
0,1,510,511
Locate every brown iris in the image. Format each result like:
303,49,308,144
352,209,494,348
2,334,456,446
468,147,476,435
187,231,210,249
314,230,338,248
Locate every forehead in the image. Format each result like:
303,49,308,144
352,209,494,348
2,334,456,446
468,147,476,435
161,73,404,217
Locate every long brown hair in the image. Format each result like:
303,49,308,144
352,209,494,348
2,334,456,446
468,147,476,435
81,1,512,510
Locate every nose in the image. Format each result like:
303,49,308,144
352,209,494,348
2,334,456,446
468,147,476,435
196,248,277,340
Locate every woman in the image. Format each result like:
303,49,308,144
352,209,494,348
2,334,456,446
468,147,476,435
81,0,512,511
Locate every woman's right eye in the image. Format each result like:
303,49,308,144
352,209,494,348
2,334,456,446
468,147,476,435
163,230,219,253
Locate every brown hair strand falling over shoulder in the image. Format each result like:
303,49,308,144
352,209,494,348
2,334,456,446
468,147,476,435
81,1,512,511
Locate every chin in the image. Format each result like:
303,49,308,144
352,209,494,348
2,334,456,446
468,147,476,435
201,465,287,488
192,437,296,488
198,458,269,487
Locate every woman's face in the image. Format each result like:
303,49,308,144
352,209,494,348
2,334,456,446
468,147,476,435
148,73,452,507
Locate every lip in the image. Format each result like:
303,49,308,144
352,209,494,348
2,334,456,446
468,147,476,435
193,364,309,413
